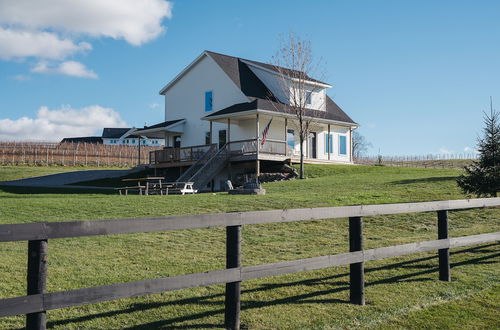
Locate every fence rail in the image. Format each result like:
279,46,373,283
0,197,499,329
0,142,161,167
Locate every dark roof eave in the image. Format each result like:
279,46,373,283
204,108,357,127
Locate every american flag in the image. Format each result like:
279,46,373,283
260,118,273,146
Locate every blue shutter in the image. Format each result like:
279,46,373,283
205,91,213,112
325,134,333,153
339,135,347,155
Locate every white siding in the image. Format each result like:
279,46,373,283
163,55,249,147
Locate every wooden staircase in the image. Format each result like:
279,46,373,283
176,144,229,190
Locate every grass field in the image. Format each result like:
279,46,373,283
0,164,498,329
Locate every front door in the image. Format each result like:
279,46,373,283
218,129,227,149
173,135,181,148
308,132,317,158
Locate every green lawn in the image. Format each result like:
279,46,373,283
0,165,498,329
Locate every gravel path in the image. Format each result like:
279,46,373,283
0,168,142,188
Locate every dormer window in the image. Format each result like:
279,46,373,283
205,91,213,112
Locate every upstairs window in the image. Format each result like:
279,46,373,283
205,91,213,112
306,91,312,105
339,135,347,155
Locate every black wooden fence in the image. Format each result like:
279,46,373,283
0,198,499,330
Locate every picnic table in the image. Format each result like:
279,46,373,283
116,177,197,195
118,177,164,195
160,182,197,195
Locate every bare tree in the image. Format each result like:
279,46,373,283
352,131,372,160
269,33,326,179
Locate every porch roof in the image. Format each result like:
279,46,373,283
202,97,358,127
134,119,186,138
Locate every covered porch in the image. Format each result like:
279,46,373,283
147,110,353,169
204,110,354,164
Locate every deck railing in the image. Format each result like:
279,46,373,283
150,139,293,164
149,144,215,164
0,198,499,329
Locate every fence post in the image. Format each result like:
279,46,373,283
437,210,451,281
349,216,365,305
26,239,48,330
225,225,241,330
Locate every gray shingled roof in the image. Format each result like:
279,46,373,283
102,128,131,138
206,51,329,87
138,119,184,130
206,51,277,101
204,51,355,125
204,95,356,125
61,136,103,144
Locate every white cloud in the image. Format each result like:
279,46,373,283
32,61,98,79
0,0,172,77
149,103,160,110
439,147,453,154
0,27,92,60
12,74,31,81
0,0,173,46
0,105,127,141
463,146,479,153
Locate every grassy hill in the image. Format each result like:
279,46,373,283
0,165,498,329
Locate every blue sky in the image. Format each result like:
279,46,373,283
1,0,499,155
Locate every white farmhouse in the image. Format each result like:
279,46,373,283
135,51,358,191
101,128,164,147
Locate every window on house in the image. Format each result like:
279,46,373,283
205,91,213,112
287,129,295,148
205,131,211,145
132,140,136,144
306,91,312,105
325,134,333,153
339,135,347,155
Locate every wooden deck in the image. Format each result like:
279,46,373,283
149,139,352,168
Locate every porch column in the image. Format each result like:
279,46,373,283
227,118,232,181
210,120,213,145
284,118,288,157
328,124,331,161
255,113,260,180
164,131,168,147
349,128,353,163
227,118,231,149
